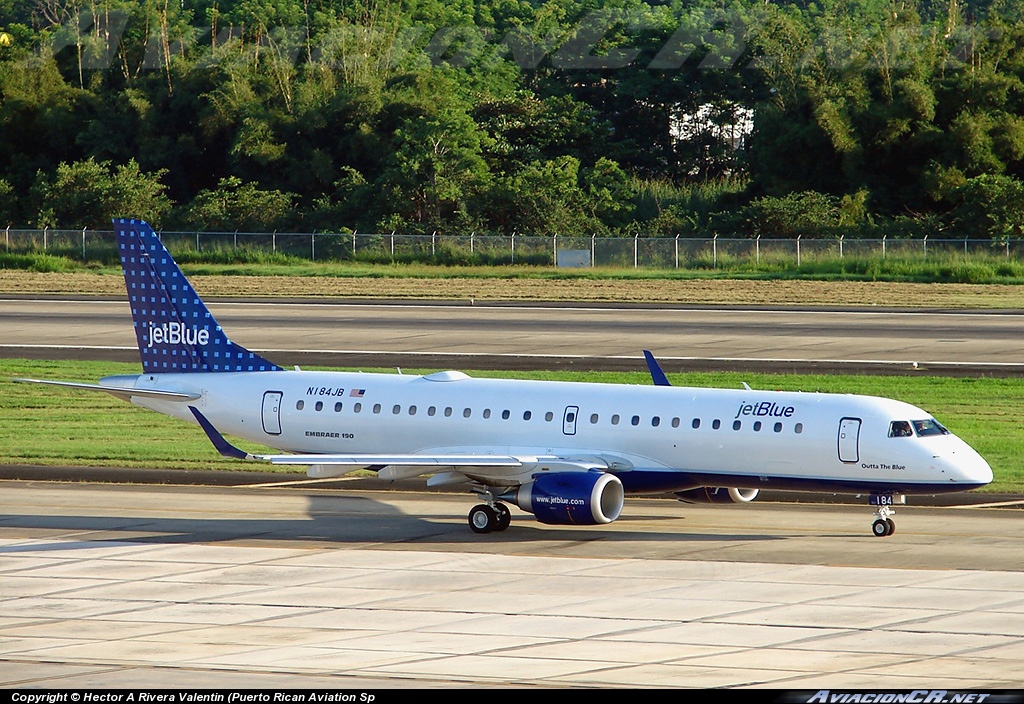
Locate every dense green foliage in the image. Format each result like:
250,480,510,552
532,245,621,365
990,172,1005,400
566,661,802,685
1,0,1023,239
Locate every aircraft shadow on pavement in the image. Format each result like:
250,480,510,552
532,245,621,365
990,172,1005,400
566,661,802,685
0,492,783,552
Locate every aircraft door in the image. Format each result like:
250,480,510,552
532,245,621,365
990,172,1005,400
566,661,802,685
262,391,283,435
838,417,861,463
563,406,579,436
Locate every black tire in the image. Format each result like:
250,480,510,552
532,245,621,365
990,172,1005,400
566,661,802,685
885,518,896,536
494,503,512,531
469,504,497,534
872,519,890,537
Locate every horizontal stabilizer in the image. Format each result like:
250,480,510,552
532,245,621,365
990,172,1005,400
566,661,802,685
14,378,200,402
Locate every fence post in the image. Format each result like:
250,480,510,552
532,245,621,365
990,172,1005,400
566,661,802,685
82,227,87,261
196,231,200,252
964,235,969,257
756,234,760,265
44,226,48,251
470,231,474,256
675,234,679,269
923,234,928,259
234,230,237,251
882,234,886,259
432,230,436,258
390,230,395,260
553,233,557,266
511,232,515,264
839,234,844,259
796,235,801,267
1007,238,1011,259
312,232,316,261
713,234,718,268
5,225,8,252
352,230,357,257
591,233,596,267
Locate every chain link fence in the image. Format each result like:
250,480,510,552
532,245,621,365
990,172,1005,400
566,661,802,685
4,227,1022,268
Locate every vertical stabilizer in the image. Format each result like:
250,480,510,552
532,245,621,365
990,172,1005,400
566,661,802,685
114,218,282,374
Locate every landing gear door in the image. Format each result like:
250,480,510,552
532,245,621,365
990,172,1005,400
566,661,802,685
838,417,861,463
562,405,579,436
262,391,283,435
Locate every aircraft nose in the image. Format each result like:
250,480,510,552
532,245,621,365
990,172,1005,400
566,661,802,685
950,444,993,487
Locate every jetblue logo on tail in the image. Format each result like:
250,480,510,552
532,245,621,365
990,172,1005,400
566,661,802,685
148,322,210,348
114,218,283,374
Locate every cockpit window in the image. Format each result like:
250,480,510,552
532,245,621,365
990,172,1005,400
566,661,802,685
913,418,949,437
889,421,913,438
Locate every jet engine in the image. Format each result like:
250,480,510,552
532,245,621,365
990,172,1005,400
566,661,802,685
675,487,759,504
512,471,624,525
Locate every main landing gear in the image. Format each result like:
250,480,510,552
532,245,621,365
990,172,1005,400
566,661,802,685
868,494,904,537
468,502,512,533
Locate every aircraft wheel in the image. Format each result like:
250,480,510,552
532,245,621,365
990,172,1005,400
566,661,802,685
494,503,512,531
871,519,890,537
469,504,497,534
885,518,896,536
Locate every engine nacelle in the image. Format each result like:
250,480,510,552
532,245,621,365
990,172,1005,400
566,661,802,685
513,471,624,525
675,487,759,504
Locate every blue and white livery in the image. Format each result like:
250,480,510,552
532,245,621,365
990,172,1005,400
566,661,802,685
17,219,994,537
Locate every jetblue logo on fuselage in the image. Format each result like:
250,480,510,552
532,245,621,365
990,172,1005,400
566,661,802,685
147,322,210,348
734,401,796,419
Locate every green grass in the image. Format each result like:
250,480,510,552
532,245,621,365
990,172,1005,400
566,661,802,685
1,358,1020,493
8,247,1024,284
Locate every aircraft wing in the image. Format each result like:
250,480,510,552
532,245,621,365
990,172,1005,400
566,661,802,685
14,378,201,402
189,406,624,485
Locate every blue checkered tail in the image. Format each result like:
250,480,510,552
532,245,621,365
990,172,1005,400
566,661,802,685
114,218,283,374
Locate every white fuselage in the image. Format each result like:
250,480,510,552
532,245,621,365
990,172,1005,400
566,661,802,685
116,369,993,496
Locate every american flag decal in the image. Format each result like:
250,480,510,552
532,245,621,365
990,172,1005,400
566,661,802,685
350,389,365,397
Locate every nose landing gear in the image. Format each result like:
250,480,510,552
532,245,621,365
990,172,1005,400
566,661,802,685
869,494,904,537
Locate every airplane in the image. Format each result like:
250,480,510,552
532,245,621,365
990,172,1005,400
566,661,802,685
15,218,993,537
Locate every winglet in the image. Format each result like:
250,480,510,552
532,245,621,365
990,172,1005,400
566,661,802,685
643,350,671,387
189,406,254,460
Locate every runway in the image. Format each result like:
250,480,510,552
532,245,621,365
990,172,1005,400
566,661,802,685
3,295,1024,688
4,298,1024,374
1,479,1023,688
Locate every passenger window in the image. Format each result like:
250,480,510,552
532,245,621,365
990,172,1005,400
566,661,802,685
444,407,453,417
483,409,491,419
315,401,323,412
393,404,401,415
523,411,532,421
774,422,782,433
651,416,660,427
296,400,304,410
463,408,471,418
671,417,680,428
611,414,620,425
794,423,803,434
753,421,762,431
590,413,599,424
409,405,417,416
733,420,741,430
353,403,361,413
692,418,700,429
502,410,510,420
427,406,436,416
545,411,554,422
631,415,640,426
334,402,342,412
712,419,721,430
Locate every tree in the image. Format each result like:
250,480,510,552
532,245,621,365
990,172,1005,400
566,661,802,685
182,175,295,230
31,158,171,228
